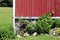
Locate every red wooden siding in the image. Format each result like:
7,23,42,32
15,0,60,17
55,0,60,16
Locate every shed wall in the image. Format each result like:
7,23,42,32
15,0,60,17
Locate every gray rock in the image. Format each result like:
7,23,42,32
32,32,37,36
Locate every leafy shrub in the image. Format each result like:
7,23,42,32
18,11,60,35
0,24,16,40
35,14,54,34
54,19,60,28
26,14,54,35
27,23,36,35
19,19,29,24
19,19,34,35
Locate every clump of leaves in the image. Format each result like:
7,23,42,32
27,23,36,35
54,19,60,28
0,25,16,40
19,19,30,25
35,13,54,34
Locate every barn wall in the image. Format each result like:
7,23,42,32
55,0,60,16
15,0,60,17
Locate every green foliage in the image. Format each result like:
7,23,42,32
54,19,60,28
35,14,54,34
19,19,30,24
27,23,36,35
27,14,54,34
19,19,35,35
0,25,16,40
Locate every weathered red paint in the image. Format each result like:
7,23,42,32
15,0,60,17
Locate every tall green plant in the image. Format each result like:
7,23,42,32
35,14,54,34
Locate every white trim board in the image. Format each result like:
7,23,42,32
13,0,15,33
15,17,60,19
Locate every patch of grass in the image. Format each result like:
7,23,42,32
15,35,60,40
0,7,16,40
0,7,12,30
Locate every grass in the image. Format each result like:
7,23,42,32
0,7,12,30
15,35,60,40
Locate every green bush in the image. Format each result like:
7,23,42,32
19,19,29,24
0,25,16,40
35,14,54,34
19,19,34,35
54,19,60,28
27,24,36,35
26,14,54,35
18,12,60,35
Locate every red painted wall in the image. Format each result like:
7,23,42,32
55,0,60,16
15,0,60,17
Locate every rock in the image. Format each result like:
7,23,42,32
31,20,36,24
40,33,44,36
32,32,37,36
24,32,29,36
17,35,22,38
44,34,49,36
49,28,60,36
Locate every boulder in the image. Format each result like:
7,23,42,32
32,32,37,36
